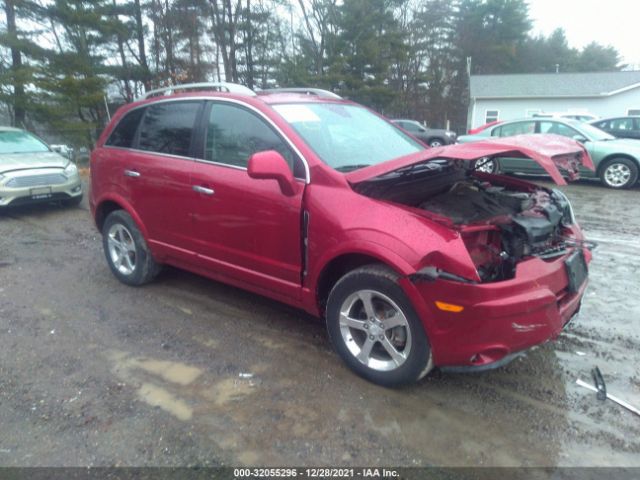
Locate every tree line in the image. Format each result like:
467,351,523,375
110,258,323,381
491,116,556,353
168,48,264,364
0,0,625,150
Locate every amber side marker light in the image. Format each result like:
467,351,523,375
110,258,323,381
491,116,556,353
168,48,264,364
435,301,464,313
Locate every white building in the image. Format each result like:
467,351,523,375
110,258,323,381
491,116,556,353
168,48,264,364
468,71,640,129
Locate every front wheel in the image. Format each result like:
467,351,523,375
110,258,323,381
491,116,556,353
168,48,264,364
599,157,638,189
102,210,161,286
475,157,499,174
326,265,433,387
428,138,444,147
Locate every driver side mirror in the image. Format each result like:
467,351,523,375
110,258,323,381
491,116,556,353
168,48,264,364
572,134,587,143
247,150,299,196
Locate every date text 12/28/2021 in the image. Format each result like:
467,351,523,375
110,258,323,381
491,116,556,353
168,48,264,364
233,468,400,478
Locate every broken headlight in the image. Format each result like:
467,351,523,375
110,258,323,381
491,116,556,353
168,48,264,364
552,189,576,226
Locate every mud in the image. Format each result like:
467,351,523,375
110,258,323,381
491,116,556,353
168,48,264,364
0,177,638,467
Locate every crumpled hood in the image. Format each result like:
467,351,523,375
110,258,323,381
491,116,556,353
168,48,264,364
346,134,594,186
0,151,68,174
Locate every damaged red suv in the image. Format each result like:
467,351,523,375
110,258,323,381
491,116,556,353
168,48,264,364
90,83,593,386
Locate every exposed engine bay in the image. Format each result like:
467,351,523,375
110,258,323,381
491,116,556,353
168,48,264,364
353,160,575,282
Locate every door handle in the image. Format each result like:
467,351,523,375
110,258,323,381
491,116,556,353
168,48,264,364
124,169,141,178
193,185,215,195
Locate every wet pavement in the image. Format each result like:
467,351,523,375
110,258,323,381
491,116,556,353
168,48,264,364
0,177,638,467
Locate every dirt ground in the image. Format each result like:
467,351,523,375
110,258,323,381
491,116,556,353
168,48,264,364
0,176,638,468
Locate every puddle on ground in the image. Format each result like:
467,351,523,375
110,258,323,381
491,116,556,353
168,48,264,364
194,336,219,349
137,382,193,421
135,359,202,386
108,350,202,386
203,378,257,407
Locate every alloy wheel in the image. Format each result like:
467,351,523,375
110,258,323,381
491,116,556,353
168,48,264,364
107,223,137,275
476,157,497,173
338,289,412,371
604,163,632,188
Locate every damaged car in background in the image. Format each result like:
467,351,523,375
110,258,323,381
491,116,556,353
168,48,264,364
90,87,594,386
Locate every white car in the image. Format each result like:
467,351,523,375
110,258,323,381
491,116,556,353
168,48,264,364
532,112,599,122
50,144,74,158
0,127,83,208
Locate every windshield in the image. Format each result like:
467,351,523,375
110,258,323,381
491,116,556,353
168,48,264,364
0,130,50,154
273,103,424,172
571,121,615,141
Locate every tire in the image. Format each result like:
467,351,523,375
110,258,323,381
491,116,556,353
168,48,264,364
102,210,161,286
326,264,433,387
428,138,444,147
475,157,499,174
599,157,638,189
63,193,83,207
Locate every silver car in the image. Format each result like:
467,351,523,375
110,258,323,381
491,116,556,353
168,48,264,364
0,127,83,207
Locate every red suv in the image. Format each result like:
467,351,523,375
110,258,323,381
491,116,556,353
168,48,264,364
90,83,593,386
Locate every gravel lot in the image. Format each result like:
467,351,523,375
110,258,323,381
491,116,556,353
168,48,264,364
0,176,638,467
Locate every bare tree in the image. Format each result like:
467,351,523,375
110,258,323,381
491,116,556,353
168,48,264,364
3,0,25,126
208,0,242,82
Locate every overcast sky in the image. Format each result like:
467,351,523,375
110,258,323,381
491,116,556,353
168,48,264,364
528,0,640,69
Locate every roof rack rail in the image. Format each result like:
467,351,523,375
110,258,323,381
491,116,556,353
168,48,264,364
260,88,342,99
140,82,256,100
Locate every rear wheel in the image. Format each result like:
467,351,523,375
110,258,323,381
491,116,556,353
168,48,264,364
599,157,638,189
428,138,444,147
326,265,432,387
102,210,161,286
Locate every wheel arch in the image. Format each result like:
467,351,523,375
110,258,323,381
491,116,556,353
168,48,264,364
314,252,410,317
94,195,149,239
596,153,640,177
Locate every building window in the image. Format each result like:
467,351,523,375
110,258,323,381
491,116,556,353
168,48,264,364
526,109,540,117
628,109,640,116
485,110,499,123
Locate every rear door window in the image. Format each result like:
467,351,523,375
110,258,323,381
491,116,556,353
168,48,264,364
106,108,145,148
137,101,201,157
539,121,580,138
493,121,535,137
402,122,421,132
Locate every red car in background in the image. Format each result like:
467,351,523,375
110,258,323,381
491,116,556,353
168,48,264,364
90,83,592,386
468,120,502,135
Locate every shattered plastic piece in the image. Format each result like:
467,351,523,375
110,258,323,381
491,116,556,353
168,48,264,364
238,373,254,379
575,351,587,356
592,366,607,401
576,379,640,417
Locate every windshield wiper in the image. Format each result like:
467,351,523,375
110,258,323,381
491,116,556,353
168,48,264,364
334,164,371,172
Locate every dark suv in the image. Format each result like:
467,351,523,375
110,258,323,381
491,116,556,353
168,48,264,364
90,82,591,386
391,119,457,147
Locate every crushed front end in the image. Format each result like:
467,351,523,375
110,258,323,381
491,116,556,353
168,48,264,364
350,137,594,370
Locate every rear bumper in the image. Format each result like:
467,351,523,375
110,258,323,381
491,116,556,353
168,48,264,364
408,248,589,369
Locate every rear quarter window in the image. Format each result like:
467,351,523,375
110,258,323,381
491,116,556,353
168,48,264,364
105,108,145,148
137,101,201,157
